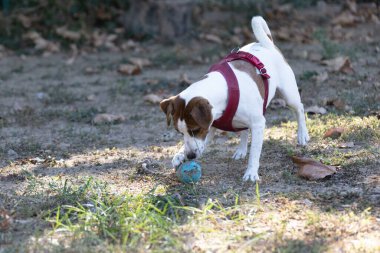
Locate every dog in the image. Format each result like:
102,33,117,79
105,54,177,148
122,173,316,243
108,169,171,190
160,16,310,182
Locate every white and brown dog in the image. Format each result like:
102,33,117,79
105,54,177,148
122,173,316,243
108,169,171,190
160,16,310,182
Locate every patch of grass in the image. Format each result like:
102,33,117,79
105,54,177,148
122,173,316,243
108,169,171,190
306,114,379,143
300,70,317,81
6,137,42,156
108,79,132,98
41,84,81,105
67,107,103,123
44,179,184,251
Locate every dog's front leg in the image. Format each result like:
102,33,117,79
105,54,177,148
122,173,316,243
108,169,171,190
172,145,186,167
233,130,249,160
243,119,265,182
205,127,216,146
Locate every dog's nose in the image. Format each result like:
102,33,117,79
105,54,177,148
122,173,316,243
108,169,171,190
186,152,196,160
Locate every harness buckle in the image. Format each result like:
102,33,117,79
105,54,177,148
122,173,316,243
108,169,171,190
259,67,267,75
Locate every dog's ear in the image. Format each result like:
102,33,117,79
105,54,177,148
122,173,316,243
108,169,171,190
160,97,175,127
189,98,213,129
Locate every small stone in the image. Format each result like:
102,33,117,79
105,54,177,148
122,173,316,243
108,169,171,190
162,131,174,142
7,149,19,158
93,113,126,124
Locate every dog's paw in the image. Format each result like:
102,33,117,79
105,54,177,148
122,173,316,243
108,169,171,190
297,128,310,146
243,171,260,182
172,152,185,168
232,147,247,160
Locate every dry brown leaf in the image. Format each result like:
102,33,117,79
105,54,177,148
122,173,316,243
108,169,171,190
128,57,151,69
326,98,346,110
66,44,78,65
305,106,327,115
179,73,191,85
323,127,345,139
84,67,100,74
17,14,32,28
332,11,358,26
93,114,126,125
313,71,328,84
143,94,163,104
200,34,223,44
56,26,81,41
345,0,357,13
323,56,354,74
275,27,291,41
23,31,59,53
0,209,12,231
118,64,141,75
292,156,337,180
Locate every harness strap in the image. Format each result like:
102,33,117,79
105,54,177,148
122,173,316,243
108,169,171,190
209,62,244,132
209,51,270,132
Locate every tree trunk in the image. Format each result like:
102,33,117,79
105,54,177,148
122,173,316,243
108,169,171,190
121,0,195,41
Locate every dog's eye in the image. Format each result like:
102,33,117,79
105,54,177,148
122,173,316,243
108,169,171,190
189,128,200,135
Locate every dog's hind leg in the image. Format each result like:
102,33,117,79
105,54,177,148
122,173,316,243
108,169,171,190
277,66,310,145
233,130,249,160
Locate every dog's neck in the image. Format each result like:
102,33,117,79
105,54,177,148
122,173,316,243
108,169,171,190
179,72,228,122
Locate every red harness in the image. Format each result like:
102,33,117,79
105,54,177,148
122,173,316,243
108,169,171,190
208,51,270,132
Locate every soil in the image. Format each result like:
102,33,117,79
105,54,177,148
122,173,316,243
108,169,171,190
0,2,379,252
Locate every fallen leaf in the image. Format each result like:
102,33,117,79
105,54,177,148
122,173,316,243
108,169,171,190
84,67,100,74
345,0,357,13
326,98,346,110
23,31,59,53
93,113,126,124
323,127,345,139
0,209,12,231
118,64,141,75
199,34,223,44
143,94,163,104
305,106,327,115
128,57,151,69
323,56,354,74
292,156,337,180
56,26,81,41
332,11,358,26
66,44,78,65
179,73,191,85
313,71,328,84
17,14,32,28
275,27,291,41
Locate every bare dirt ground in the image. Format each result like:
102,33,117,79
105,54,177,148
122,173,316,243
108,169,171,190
0,2,379,253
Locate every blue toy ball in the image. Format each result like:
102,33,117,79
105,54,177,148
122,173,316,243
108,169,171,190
176,161,202,183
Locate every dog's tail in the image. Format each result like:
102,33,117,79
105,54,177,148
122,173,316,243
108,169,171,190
251,16,274,49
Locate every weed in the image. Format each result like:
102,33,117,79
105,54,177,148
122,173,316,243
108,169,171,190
46,179,184,251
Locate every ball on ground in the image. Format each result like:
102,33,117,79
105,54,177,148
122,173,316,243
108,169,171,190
176,161,202,183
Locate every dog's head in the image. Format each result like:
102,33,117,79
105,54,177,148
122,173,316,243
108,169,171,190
160,95,213,160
